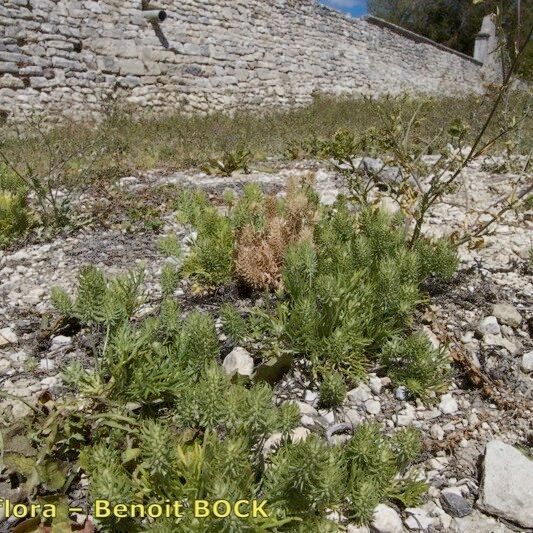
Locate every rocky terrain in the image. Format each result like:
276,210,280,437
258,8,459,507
0,157,532,532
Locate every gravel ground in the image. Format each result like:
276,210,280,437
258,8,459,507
0,158,531,532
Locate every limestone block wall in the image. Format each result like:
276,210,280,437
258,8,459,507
0,0,488,122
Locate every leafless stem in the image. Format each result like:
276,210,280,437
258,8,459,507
408,25,533,247
455,183,533,246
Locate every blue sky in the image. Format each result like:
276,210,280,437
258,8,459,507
321,0,368,17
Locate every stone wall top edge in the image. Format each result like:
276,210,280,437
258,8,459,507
364,15,483,66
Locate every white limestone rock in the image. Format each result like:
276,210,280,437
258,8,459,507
393,403,416,427
348,384,372,403
404,507,435,530
439,394,458,415
430,424,445,441
0,327,17,347
222,347,254,377
520,351,533,373
365,399,381,415
262,427,310,457
369,376,383,395
293,401,318,417
51,335,73,348
371,504,403,533
38,358,56,372
347,525,370,533
478,440,533,528
344,408,363,427
491,304,522,328
477,316,500,336
482,334,518,355
449,509,515,533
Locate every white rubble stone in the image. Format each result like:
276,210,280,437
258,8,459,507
461,331,475,343
394,386,408,401
293,401,318,417
369,376,383,395
491,304,522,328
119,176,139,188
428,458,442,470
263,427,310,457
378,196,401,215
422,325,441,349
326,509,344,523
348,384,372,403
443,422,455,432
477,316,500,336
440,512,453,530
0,327,18,347
520,351,533,373
344,408,363,427
222,347,254,377
482,334,518,355
381,377,392,388
6,400,33,420
41,376,61,392
450,509,515,533
404,507,435,530
38,358,56,372
321,411,335,424
443,487,463,498
394,403,416,426
424,408,441,420
430,424,445,441
9,250,30,262
51,335,73,348
371,504,403,533
500,324,513,337
301,415,315,426
304,390,318,403
290,427,310,443
478,440,533,528
467,413,479,427
439,394,459,415
25,286,45,305
365,399,381,415
347,525,370,533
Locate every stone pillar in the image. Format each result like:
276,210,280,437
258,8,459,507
475,14,502,82
474,33,489,63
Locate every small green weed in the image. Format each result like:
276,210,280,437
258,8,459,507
203,147,252,176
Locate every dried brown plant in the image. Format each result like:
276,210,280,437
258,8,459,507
235,176,317,291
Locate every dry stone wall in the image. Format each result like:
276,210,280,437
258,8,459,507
0,0,490,122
